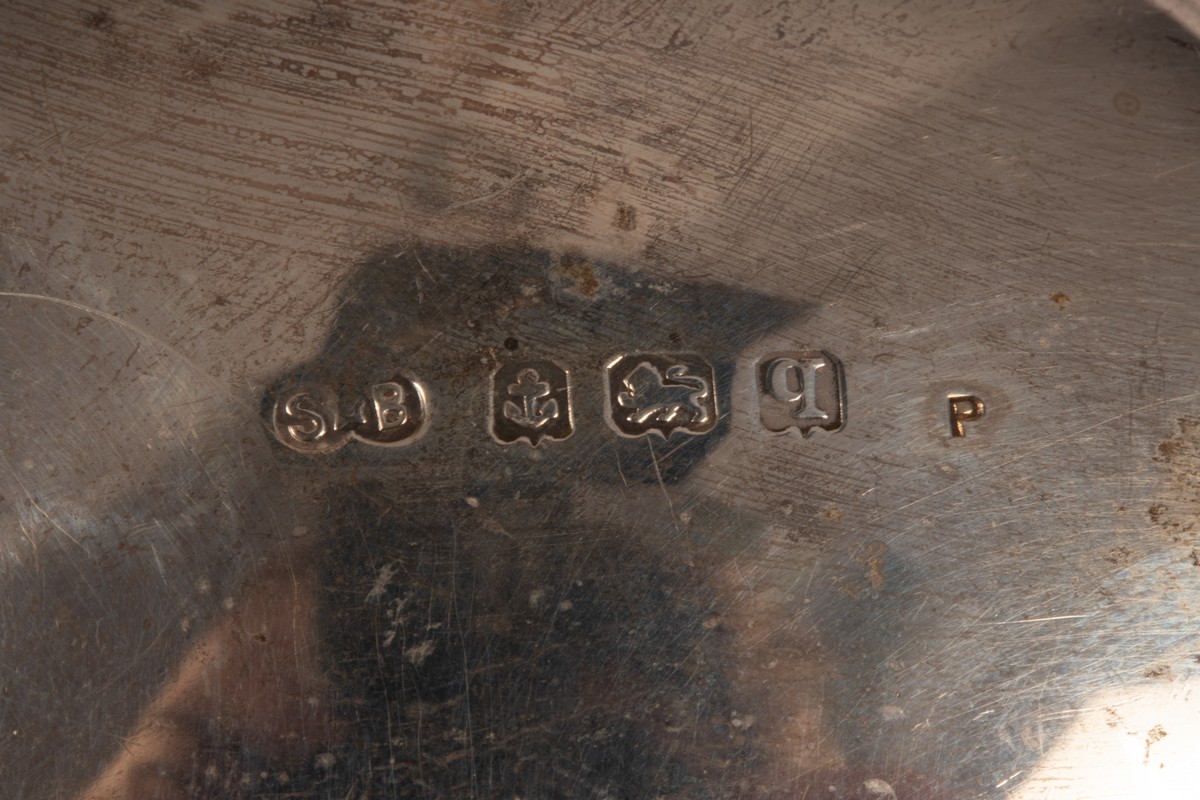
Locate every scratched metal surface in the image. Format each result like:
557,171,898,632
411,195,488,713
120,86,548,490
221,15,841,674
2,1,1200,798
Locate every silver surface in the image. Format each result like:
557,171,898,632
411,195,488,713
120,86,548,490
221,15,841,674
2,1,1200,797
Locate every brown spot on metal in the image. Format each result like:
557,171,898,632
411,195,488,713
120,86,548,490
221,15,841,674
1144,664,1172,680
556,254,599,297
614,202,638,231
1104,546,1132,566
177,42,223,81
1167,35,1200,54
1152,417,1200,538
1144,724,1167,764
1159,438,1183,458
1113,91,1141,116
1050,292,1070,309
865,541,888,592
83,9,115,31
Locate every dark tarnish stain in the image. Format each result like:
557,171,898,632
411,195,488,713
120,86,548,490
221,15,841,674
865,541,888,593
614,201,638,231
1104,546,1132,566
311,490,749,800
796,28,827,47
1050,292,1070,309
288,7,353,34
664,27,694,52
1147,419,1200,556
235,242,824,797
463,61,528,82
176,40,223,82
1144,724,1167,764
231,5,354,38
556,252,600,297
1152,417,1200,540
278,58,361,87
1157,418,1200,457
1159,438,1184,459
844,542,892,597
1113,91,1141,117
1166,35,1200,55
83,8,116,31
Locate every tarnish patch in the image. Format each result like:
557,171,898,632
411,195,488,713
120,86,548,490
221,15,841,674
1151,417,1200,543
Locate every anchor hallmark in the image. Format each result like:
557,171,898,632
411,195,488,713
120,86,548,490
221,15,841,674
491,360,573,446
604,353,718,439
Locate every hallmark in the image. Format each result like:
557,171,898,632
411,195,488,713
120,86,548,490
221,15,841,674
273,383,347,453
604,353,717,438
491,360,573,446
947,394,985,437
273,372,430,453
757,352,845,436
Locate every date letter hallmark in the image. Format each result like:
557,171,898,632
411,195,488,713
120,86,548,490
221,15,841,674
605,353,718,438
273,372,430,453
491,361,573,446
757,352,846,437
947,394,985,437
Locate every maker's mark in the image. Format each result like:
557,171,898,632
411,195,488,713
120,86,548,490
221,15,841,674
273,372,430,453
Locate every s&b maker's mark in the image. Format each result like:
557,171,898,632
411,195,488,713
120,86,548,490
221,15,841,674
604,353,717,438
757,352,846,437
492,360,573,446
273,373,430,453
